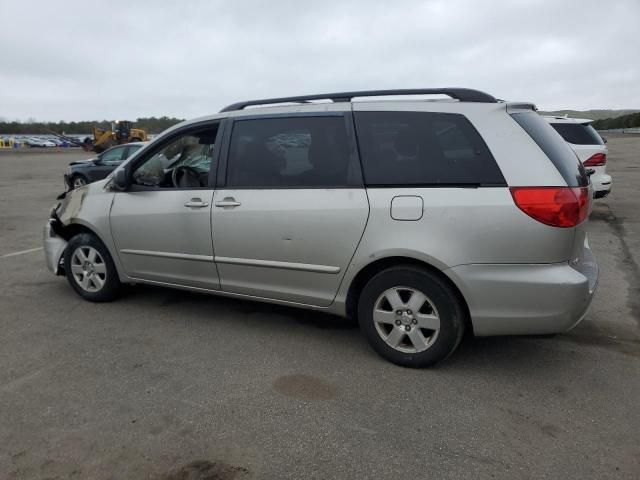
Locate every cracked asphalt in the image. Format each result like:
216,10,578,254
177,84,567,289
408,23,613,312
0,137,638,479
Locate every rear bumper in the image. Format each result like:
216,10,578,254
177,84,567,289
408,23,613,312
446,238,598,336
43,220,67,275
592,173,612,198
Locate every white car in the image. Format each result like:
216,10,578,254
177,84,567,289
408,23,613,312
544,116,611,198
25,137,57,148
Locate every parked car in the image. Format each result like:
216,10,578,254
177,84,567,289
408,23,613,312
544,116,612,198
25,137,56,148
43,88,598,367
65,142,147,189
48,138,73,147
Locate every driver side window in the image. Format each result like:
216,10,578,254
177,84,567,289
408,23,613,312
131,124,219,189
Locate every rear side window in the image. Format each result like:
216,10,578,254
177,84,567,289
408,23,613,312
550,123,604,146
511,112,588,187
226,116,360,188
354,111,505,186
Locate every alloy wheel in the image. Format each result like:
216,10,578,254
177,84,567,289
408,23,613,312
70,246,107,292
373,286,441,353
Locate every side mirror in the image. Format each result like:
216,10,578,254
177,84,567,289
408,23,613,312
113,168,129,191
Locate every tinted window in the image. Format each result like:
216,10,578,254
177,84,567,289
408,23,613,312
550,123,604,146
226,116,358,188
354,111,505,186
511,112,588,187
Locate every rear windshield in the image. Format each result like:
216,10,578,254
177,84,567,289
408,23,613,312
550,122,604,146
510,112,588,187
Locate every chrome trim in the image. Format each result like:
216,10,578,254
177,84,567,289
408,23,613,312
120,249,213,262
214,256,341,274
128,276,331,310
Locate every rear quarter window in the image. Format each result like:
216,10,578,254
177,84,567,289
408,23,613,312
511,112,588,187
354,111,505,186
550,123,604,146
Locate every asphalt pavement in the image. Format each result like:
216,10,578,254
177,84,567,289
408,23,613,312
0,140,638,479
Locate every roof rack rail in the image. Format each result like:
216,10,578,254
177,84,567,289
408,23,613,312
220,88,497,112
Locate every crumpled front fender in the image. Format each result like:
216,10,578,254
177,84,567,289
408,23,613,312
43,220,67,275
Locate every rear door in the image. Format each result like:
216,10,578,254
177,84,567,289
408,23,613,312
512,112,592,261
211,112,368,306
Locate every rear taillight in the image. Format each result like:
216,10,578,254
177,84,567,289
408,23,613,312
583,153,606,167
510,187,590,228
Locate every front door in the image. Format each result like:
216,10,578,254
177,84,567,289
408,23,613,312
110,122,222,290
212,113,369,306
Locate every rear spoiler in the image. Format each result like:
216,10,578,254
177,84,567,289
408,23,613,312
506,102,538,113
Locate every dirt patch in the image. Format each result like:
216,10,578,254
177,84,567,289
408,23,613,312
160,460,248,480
561,333,640,358
541,424,562,438
273,374,338,400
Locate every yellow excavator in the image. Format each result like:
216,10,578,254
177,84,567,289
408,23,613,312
82,120,148,153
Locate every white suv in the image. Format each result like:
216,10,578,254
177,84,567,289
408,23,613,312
544,116,611,198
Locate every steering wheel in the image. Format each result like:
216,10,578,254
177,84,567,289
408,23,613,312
171,165,202,188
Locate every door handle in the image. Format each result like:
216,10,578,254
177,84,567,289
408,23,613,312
215,198,241,208
184,199,209,208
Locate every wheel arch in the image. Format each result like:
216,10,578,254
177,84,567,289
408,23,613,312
54,218,129,282
57,220,105,245
344,256,473,335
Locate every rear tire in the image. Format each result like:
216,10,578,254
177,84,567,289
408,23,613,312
358,265,465,367
64,233,121,302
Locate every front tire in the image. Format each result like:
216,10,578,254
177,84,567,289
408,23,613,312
71,174,88,189
358,265,465,367
64,233,121,302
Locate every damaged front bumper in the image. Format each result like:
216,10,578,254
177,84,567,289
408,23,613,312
43,219,67,275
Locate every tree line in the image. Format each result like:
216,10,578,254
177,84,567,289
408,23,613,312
3,112,638,134
592,112,640,130
0,116,184,135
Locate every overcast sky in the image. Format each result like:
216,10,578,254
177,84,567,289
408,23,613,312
0,0,638,121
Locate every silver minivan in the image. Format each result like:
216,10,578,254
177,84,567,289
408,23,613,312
43,88,598,367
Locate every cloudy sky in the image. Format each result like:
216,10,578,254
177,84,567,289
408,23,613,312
0,0,638,121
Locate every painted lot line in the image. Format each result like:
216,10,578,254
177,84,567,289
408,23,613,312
0,247,43,259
